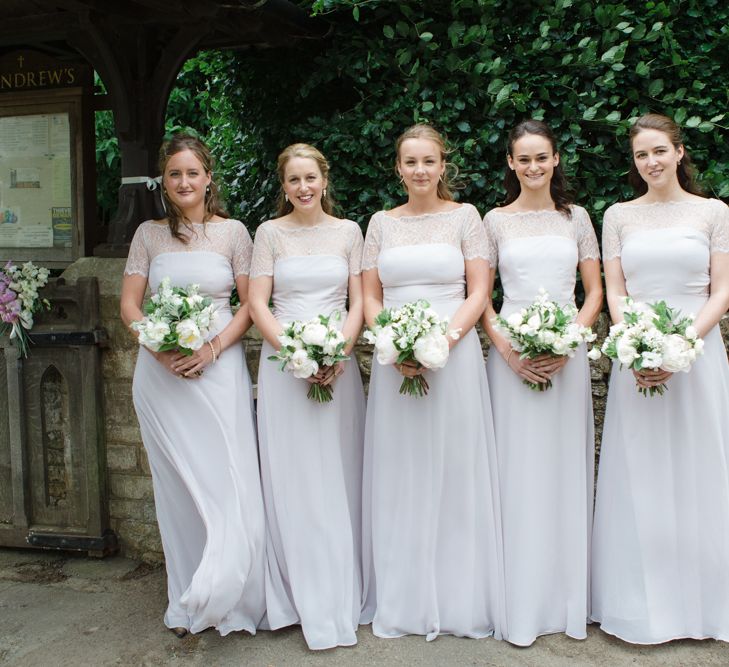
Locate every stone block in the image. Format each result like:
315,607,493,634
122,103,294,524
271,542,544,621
106,445,138,472
102,347,138,381
115,519,163,557
109,473,154,501
61,257,127,297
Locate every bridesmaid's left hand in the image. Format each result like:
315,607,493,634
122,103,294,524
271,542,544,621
172,342,216,379
633,367,672,389
308,362,344,387
530,353,568,379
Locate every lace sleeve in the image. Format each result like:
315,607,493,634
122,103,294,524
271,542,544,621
230,221,254,277
461,204,489,261
249,223,275,278
482,211,499,268
362,212,383,271
574,206,601,261
710,199,729,254
347,221,364,275
124,223,150,277
601,205,622,261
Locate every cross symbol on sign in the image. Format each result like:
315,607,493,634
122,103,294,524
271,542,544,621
17,55,24,68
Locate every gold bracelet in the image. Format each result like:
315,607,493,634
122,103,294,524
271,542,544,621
207,339,217,364
214,335,222,358
505,349,514,366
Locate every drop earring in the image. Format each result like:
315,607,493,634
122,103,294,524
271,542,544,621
285,194,289,202
323,188,327,197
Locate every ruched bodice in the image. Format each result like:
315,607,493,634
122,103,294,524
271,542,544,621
271,255,349,323
621,227,710,311
149,252,235,331
379,244,466,317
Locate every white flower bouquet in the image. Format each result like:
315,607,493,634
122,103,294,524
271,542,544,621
131,277,217,356
598,296,704,396
0,261,51,357
363,299,460,398
268,311,350,403
492,288,596,391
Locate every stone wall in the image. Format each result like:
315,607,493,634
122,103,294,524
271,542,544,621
61,258,729,562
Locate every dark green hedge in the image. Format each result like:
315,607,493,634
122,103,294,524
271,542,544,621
100,0,729,231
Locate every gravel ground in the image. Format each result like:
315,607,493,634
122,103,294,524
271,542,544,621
0,548,726,667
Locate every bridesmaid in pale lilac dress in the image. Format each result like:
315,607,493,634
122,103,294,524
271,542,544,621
248,144,366,650
592,113,729,643
361,124,504,641
481,120,602,646
120,134,266,638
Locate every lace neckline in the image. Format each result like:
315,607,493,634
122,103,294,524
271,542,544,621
489,207,563,217
148,218,234,228
266,218,349,233
380,204,469,221
617,198,711,209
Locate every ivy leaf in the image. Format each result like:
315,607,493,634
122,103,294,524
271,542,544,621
648,79,664,96
685,116,701,128
420,32,434,42
421,101,434,112
383,25,395,39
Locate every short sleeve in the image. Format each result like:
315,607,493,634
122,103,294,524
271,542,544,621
230,221,254,277
124,223,150,277
362,212,383,271
482,211,499,268
574,207,601,261
249,223,275,278
710,200,729,254
461,204,489,261
601,205,622,261
347,222,364,275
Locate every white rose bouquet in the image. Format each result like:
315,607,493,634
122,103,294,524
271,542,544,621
598,296,704,396
363,299,460,398
0,261,51,357
131,277,218,356
268,311,350,403
492,288,597,391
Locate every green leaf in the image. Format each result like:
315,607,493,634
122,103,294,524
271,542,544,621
420,32,434,42
685,116,701,128
648,79,664,97
457,121,471,132
635,61,650,77
421,101,434,112
383,25,395,39
605,110,621,122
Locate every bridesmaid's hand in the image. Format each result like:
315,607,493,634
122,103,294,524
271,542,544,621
633,367,672,389
505,351,551,385
316,362,345,387
169,342,217,379
152,349,187,376
394,360,425,378
530,353,569,379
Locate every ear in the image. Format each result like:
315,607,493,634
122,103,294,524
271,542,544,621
553,152,560,167
507,154,515,171
205,171,213,187
677,144,685,162
322,176,329,191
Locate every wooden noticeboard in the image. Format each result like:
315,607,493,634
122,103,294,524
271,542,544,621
0,51,94,267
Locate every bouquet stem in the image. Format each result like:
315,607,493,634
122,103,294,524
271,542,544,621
399,375,430,397
307,383,334,403
523,378,552,392
639,383,667,397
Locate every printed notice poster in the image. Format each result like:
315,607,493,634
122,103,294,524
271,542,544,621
0,112,72,249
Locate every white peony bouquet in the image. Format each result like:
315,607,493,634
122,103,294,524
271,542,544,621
492,288,597,391
0,261,51,357
131,277,217,356
268,311,350,403
597,296,704,396
363,299,460,398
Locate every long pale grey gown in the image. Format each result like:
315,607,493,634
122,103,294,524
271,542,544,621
125,219,266,635
592,199,729,644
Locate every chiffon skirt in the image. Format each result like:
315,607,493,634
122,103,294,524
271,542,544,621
257,342,366,650
362,327,505,640
487,346,593,646
592,325,729,643
133,342,266,635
